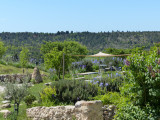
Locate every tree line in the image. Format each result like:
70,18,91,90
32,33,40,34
0,31,160,62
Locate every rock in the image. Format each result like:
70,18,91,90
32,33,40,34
2,100,10,104
32,67,43,83
4,95,12,100
1,103,11,108
45,82,51,86
27,82,34,87
0,110,11,118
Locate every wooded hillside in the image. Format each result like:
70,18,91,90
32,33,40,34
0,31,160,61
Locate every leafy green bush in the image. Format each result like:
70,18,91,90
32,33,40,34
51,80,101,104
24,94,36,107
123,46,160,108
81,60,93,72
92,64,99,71
49,74,59,81
94,92,121,105
114,103,157,120
117,45,160,118
40,86,57,106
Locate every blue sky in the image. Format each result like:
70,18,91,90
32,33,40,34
0,0,160,33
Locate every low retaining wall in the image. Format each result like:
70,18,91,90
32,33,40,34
26,100,116,120
27,100,103,120
0,74,32,83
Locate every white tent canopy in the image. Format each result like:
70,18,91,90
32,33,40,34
90,52,113,57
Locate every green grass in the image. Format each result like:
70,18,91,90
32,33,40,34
0,63,48,75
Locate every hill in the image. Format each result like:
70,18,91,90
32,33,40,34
0,31,160,62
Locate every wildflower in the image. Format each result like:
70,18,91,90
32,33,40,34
147,65,153,73
99,82,103,87
52,94,56,98
96,81,99,83
49,68,53,72
105,83,109,86
125,60,130,66
107,74,110,77
157,49,160,55
157,58,160,65
82,65,85,69
77,97,80,101
116,73,119,76
151,71,156,78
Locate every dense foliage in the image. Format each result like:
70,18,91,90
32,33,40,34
40,86,57,106
114,44,160,119
50,80,101,104
41,41,88,78
0,41,7,58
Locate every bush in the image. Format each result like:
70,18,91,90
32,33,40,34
49,74,59,81
114,103,157,120
94,92,121,105
51,80,101,104
40,86,57,106
90,73,123,92
71,60,93,73
123,46,160,108
92,64,99,71
82,60,93,72
24,94,36,107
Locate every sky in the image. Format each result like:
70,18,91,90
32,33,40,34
0,0,160,33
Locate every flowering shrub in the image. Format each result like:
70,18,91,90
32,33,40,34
120,45,160,118
90,72,123,92
123,46,160,108
71,60,93,72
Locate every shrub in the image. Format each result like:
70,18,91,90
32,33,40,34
49,74,59,81
81,60,93,72
40,86,57,106
24,94,36,107
71,60,93,72
114,103,157,120
90,73,123,92
123,46,160,108
51,80,101,104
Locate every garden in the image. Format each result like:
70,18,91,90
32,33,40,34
0,41,159,119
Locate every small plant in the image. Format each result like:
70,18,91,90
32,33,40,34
31,79,36,84
40,86,57,106
24,94,36,107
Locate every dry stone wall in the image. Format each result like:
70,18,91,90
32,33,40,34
0,74,32,83
26,100,104,120
26,100,116,120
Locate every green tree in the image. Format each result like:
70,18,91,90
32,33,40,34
4,77,29,118
41,41,88,79
0,41,7,58
19,48,29,73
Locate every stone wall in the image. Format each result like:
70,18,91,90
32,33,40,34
26,100,116,120
26,100,103,120
0,74,32,83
